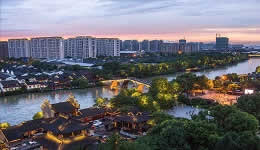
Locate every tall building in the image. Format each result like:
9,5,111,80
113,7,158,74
132,40,140,51
97,38,120,57
122,40,140,51
185,42,200,53
64,36,97,59
122,40,132,51
120,40,123,51
160,43,179,56
0,41,8,58
216,36,229,50
30,37,64,59
201,43,216,50
8,39,30,58
141,40,150,51
150,40,163,51
179,39,186,53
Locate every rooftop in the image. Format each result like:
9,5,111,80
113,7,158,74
51,102,77,113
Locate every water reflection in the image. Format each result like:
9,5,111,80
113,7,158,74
0,87,118,125
167,104,203,119
147,58,260,81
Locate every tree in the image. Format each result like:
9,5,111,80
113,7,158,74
150,78,170,97
237,94,260,121
0,122,10,129
185,120,220,150
215,132,260,150
71,78,89,88
176,73,197,94
98,133,122,150
224,111,259,133
209,105,259,133
118,141,151,150
149,78,176,109
110,89,139,108
150,112,173,125
95,97,109,108
195,75,211,90
147,119,191,150
33,112,43,120
256,66,260,73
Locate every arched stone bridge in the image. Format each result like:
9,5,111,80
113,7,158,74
101,77,152,93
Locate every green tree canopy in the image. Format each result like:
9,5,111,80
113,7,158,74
237,94,260,121
0,122,10,129
33,112,43,120
215,132,260,150
256,66,260,73
209,105,259,133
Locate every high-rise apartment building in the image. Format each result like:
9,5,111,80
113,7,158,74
185,42,200,53
0,41,8,58
160,43,179,56
132,40,140,51
96,38,120,57
30,37,64,59
141,40,150,51
150,40,163,51
8,39,30,58
122,40,140,51
179,39,186,53
216,37,229,50
122,40,132,51
64,36,97,59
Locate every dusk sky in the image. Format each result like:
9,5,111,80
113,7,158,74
0,0,259,44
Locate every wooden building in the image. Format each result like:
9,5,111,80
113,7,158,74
41,95,80,118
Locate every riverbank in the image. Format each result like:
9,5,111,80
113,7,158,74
0,82,105,97
0,54,248,97
2,57,260,125
108,53,248,78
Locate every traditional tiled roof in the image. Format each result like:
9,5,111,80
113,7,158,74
51,102,77,113
0,80,21,88
59,119,92,134
42,117,92,135
26,82,45,86
1,118,49,142
1,117,92,142
114,113,151,123
80,108,106,118
0,73,10,80
35,136,98,150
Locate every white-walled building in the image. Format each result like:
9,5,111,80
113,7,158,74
30,37,64,59
64,36,97,59
97,38,120,57
8,39,30,58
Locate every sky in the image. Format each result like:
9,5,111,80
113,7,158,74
0,0,260,44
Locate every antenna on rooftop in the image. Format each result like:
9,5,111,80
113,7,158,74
216,33,221,38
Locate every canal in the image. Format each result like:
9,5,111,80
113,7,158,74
1,58,260,125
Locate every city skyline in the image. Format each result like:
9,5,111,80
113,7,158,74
1,0,260,44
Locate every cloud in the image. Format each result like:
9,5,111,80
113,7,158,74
0,0,259,43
